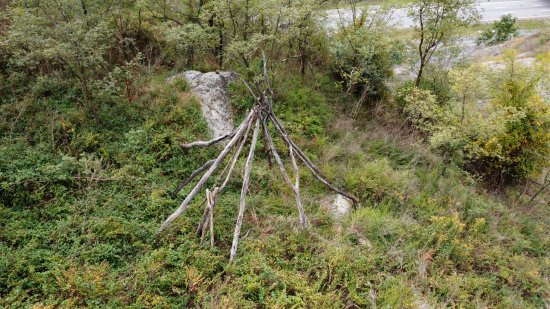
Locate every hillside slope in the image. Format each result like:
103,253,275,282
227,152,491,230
1,73,548,308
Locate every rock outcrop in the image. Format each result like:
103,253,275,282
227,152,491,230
321,194,353,218
168,71,237,139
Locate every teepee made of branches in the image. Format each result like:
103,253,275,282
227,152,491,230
158,54,358,262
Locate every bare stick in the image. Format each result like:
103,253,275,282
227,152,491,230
269,112,358,203
263,121,308,228
229,117,261,262
269,112,326,177
200,198,209,244
200,188,218,246
172,159,215,197
195,197,208,236
261,115,274,169
261,51,275,104
158,109,256,233
240,77,260,102
180,131,235,150
208,188,217,248
202,189,212,245
290,146,307,228
219,124,253,191
196,121,254,236
528,170,550,211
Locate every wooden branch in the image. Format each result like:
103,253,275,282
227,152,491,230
229,117,260,262
269,112,324,177
207,188,218,248
180,131,235,150
261,111,274,169
290,146,307,227
269,112,359,203
196,120,254,236
157,109,256,234
161,54,359,261
196,197,208,236
200,201,209,244
261,51,275,102
263,120,308,228
219,123,253,191
240,77,260,102
172,159,215,197
202,188,212,245
528,171,550,210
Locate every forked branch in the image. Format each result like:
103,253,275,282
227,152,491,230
180,131,235,150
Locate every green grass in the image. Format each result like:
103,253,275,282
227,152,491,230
0,68,548,307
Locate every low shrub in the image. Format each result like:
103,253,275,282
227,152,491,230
400,52,549,183
345,158,410,202
398,86,448,134
477,14,519,46
330,19,402,104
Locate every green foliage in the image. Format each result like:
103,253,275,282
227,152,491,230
401,51,550,182
0,0,548,307
142,0,329,73
448,64,485,122
1,72,548,306
408,0,480,85
463,52,549,181
399,86,447,134
171,77,189,92
330,10,403,103
278,86,331,138
0,1,146,110
345,158,410,202
163,23,217,68
477,14,520,46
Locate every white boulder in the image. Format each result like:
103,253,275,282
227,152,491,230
168,71,237,139
322,194,353,218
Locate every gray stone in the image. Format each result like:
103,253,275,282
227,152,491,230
168,71,237,139
322,194,352,218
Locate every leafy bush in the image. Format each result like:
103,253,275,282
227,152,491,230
399,86,448,134
462,54,549,181
330,15,403,104
280,86,331,138
0,1,145,117
477,14,519,46
345,158,410,202
402,51,549,183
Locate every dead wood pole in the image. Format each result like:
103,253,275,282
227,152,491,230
229,117,261,262
196,120,254,236
262,120,308,228
206,188,218,248
180,131,235,150
289,147,307,227
268,112,359,203
172,159,215,197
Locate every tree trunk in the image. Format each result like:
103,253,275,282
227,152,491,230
415,60,425,87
